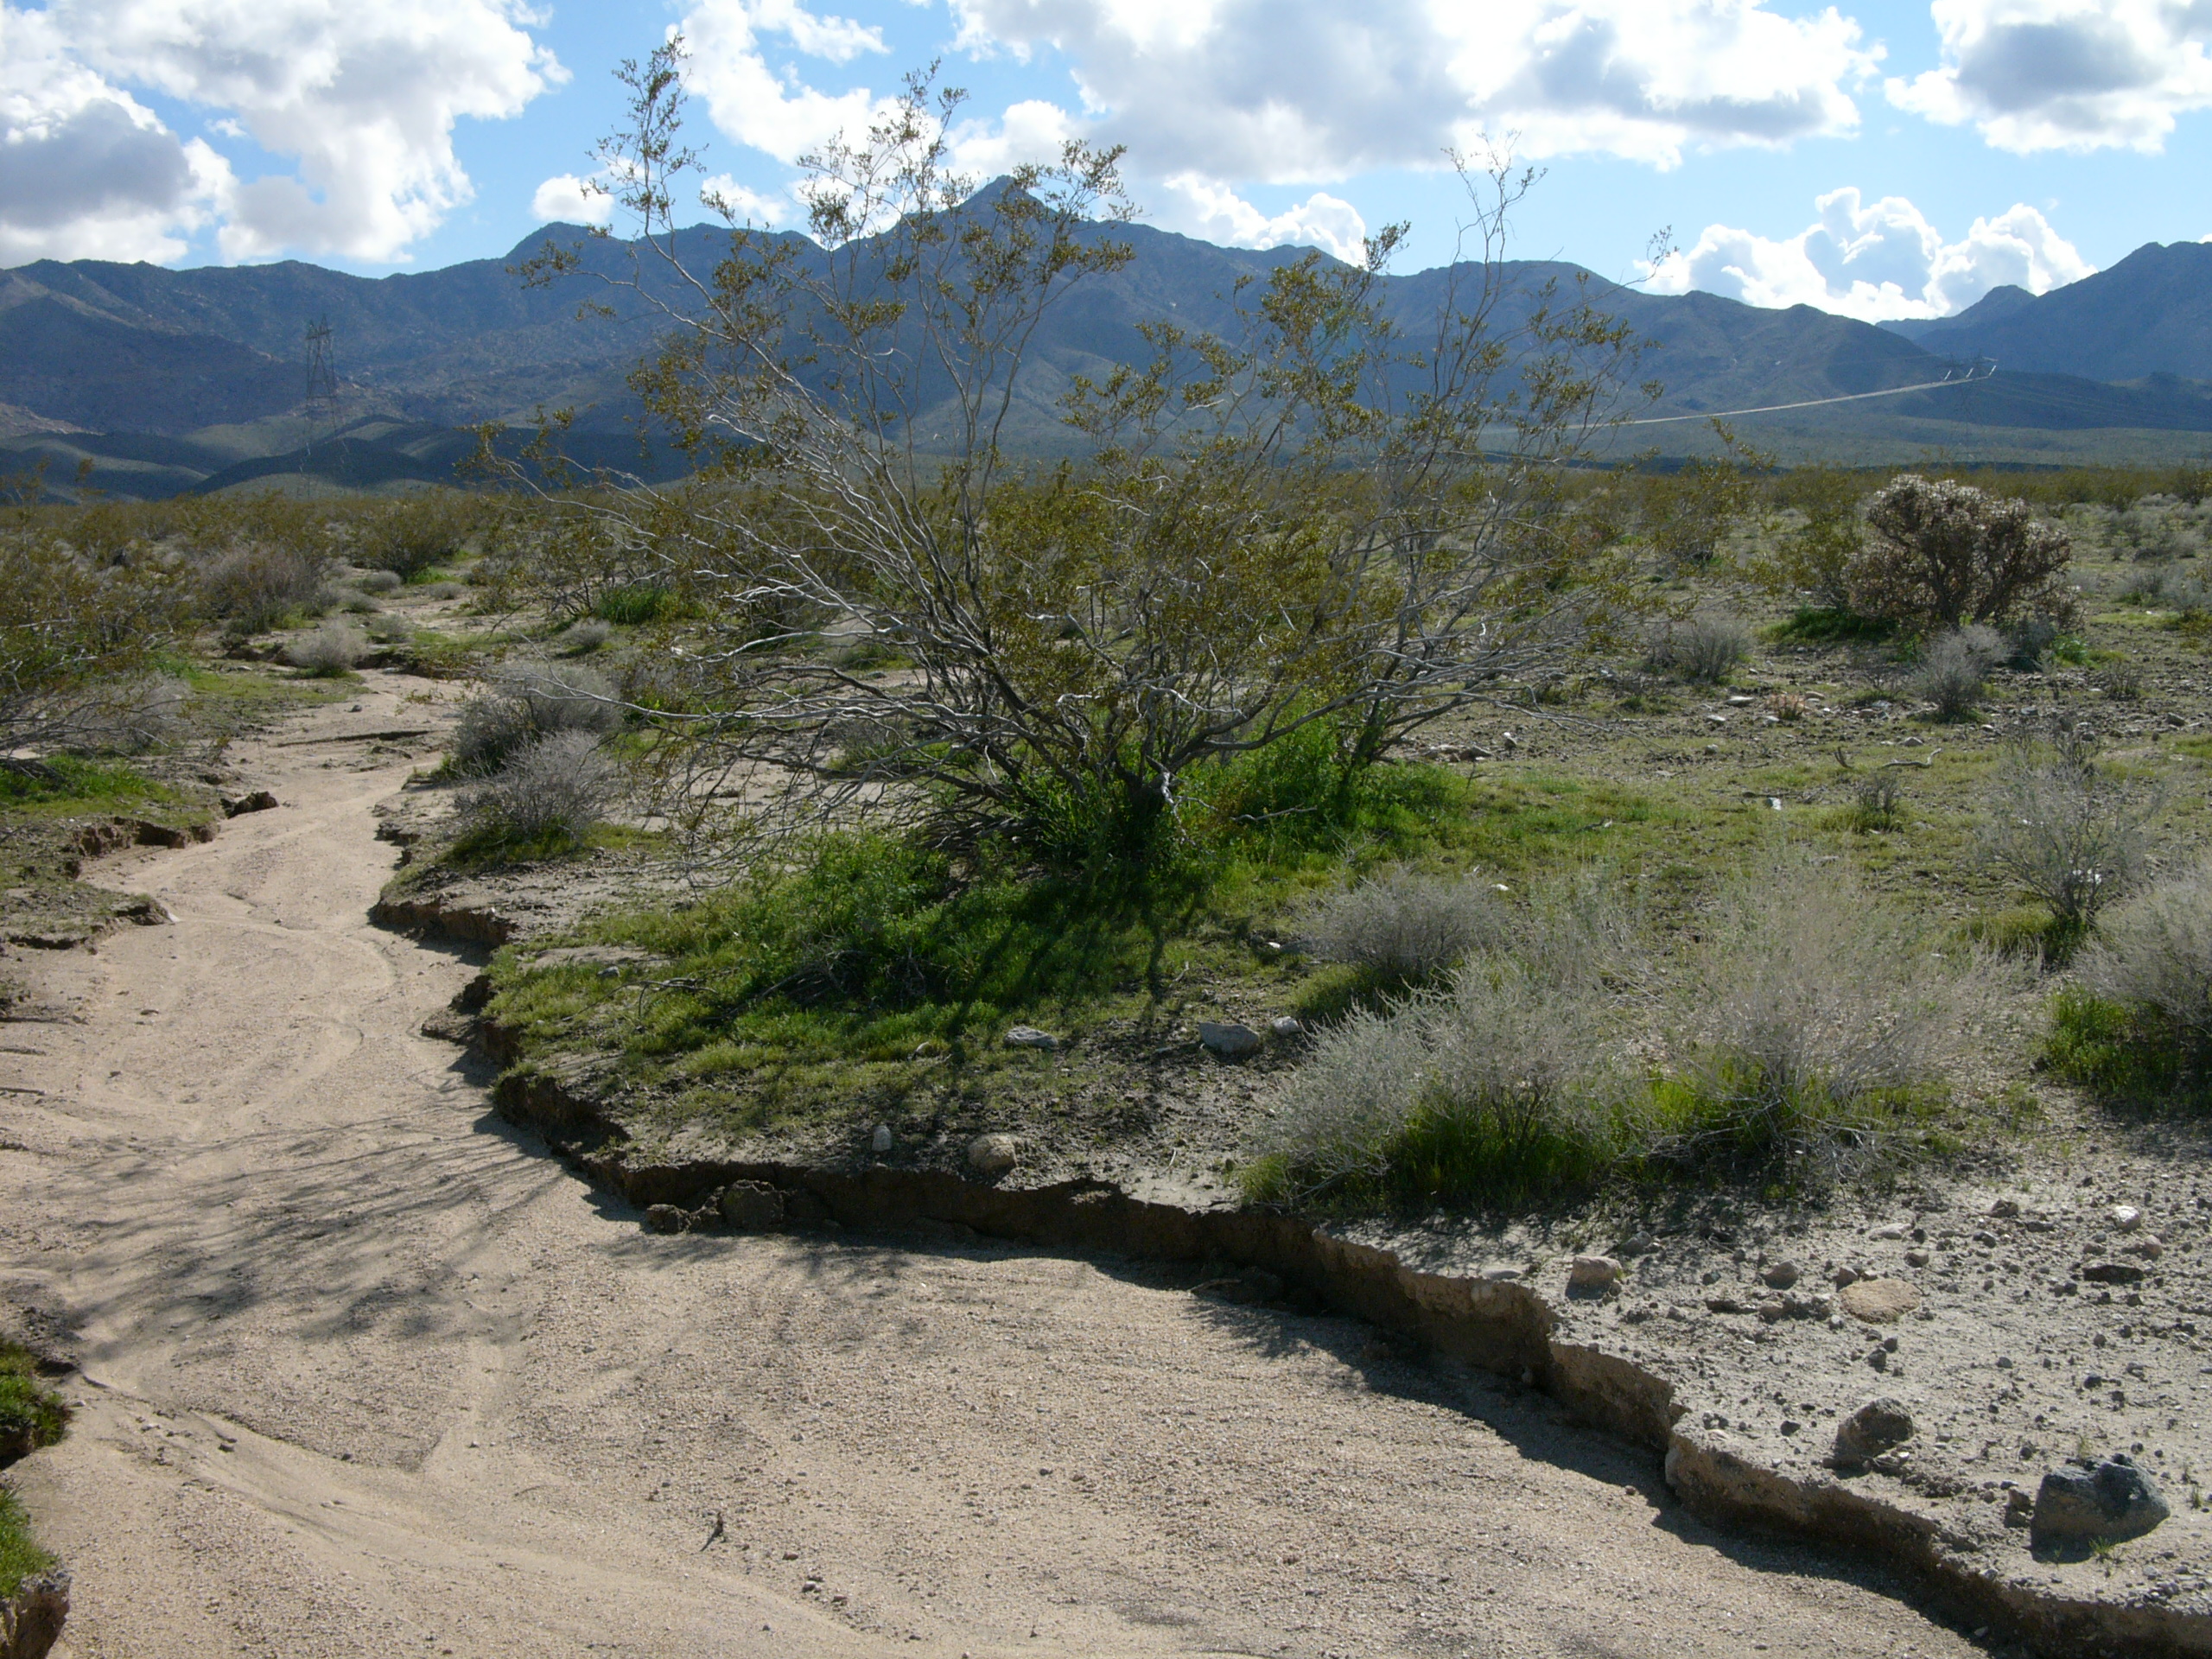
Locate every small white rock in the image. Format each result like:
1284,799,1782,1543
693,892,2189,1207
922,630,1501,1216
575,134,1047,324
1868,1223,1909,1241
871,1123,893,1154
1269,1015,1303,1038
2112,1204,2144,1232
1568,1255,1621,1294
1198,1020,1263,1059
1004,1026,1060,1050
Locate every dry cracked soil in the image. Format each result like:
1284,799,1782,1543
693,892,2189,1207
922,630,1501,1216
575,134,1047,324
0,672,1996,1657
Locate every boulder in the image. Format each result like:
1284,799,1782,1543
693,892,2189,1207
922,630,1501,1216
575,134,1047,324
1834,1398,1916,1466
967,1133,1020,1177
222,790,279,817
1198,1021,1263,1059
719,1181,785,1230
2031,1455,2170,1546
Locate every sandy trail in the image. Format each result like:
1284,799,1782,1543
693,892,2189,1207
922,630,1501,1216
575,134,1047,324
0,676,1987,1658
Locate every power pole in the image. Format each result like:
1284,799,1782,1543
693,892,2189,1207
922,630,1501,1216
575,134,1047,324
302,316,339,461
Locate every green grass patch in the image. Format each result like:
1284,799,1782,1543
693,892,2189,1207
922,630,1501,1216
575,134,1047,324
2045,985,2209,1107
0,755,184,820
0,1343,67,1455
0,1488,54,1600
1770,607,1894,645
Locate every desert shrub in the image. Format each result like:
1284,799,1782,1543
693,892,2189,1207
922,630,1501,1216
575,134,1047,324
1,530,186,750
458,730,619,852
1654,862,1998,1174
0,1338,68,1458
2093,661,2143,701
198,542,327,632
2050,864,2212,1101
1249,880,1637,1207
596,583,676,626
1978,726,2159,952
449,661,622,775
2120,563,2212,617
1291,868,1513,987
1916,625,2004,720
2002,613,2063,670
364,613,416,645
1844,774,1904,833
0,1486,51,1600
1847,474,2075,634
284,622,367,676
564,619,613,653
355,491,498,579
355,569,403,595
1643,615,1750,683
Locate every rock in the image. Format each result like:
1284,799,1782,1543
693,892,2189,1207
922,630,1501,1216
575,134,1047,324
1834,1398,1916,1466
1762,1261,1800,1289
1268,1015,1302,1038
2082,1261,2146,1285
1757,1299,1789,1323
222,789,279,817
1567,1255,1620,1294
2031,1455,2170,1545
2124,1235,2164,1260
1704,1294,1748,1315
1989,1198,2021,1219
1198,1020,1263,1059
2111,1204,2144,1232
967,1133,1020,1176
1904,1249,1931,1268
643,1204,690,1234
1618,1232,1656,1257
870,1123,894,1154
1003,1026,1059,1050
1839,1277,1922,1323
0,1565,69,1659
1832,1266,1859,1287
720,1180,785,1230
1868,1223,1909,1241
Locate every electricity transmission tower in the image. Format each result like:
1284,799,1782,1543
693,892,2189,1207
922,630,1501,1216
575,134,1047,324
302,316,340,460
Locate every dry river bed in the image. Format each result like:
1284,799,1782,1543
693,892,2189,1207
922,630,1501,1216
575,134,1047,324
2,676,1995,1656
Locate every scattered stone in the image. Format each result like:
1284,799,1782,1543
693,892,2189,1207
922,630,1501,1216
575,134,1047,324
2124,1235,2164,1261
1003,1026,1060,1050
643,1204,690,1234
1839,1277,1922,1324
1618,1232,1656,1257
1832,1266,1859,1287
1762,1261,1800,1289
1567,1255,1621,1294
871,1123,894,1154
720,1180,785,1230
2031,1455,2170,1545
1198,1020,1263,1059
1868,1223,1909,1241
967,1133,1020,1177
2112,1205,2144,1233
2082,1261,2146,1285
1904,1249,1931,1268
1268,1015,1303,1038
1757,1299,1790,1323
1704,1294,1748,1316
221,789,279,817
1834,1398,1916,1467
1989,1198,2021,1219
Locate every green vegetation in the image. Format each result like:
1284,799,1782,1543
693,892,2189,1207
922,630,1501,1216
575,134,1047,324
0,1488,54,1601
0,1338,68,1600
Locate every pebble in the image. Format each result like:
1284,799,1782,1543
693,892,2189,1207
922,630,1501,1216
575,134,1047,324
871,1123,894,1154
2125,1235,2165,1260
1003,1027,1060,1050
1989,1198,2021,1218
1268,1015,1302,1038
2082,1261,2146,1285
1869,1223,1909,1241
1568,1255,1621,1294
966,1133,1020,1177
1762,1261,1800,1289
2112,1205,2144,1232
1904,1249,1931,1268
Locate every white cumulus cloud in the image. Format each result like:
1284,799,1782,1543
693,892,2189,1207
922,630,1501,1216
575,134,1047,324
0,3,232,264
1,0,562,266
1643,186,2094,320
681,0,893,165
531,173,615,227
945,0,1880,176
1162,176,1368,262
1887,0,2212,153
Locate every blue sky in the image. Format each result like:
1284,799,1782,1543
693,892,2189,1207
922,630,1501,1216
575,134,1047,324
3,0,2209,319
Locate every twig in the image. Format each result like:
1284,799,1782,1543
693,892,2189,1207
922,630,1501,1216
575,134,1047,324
701,1509,727,1551
1883,748,1941,770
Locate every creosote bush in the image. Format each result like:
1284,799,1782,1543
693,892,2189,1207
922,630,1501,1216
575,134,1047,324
199,542,327,632
1643,616,1749,683
458,730,620,852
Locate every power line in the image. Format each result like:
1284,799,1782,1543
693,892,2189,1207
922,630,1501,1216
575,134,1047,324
1621,360,1997,426
303,316,339,459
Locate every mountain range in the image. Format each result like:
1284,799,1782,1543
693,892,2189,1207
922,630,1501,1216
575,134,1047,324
3,213,2209,496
